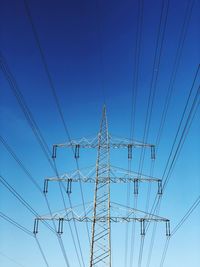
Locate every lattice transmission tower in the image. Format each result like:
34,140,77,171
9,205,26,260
34,106,170,267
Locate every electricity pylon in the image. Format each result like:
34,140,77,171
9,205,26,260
34,106,170,267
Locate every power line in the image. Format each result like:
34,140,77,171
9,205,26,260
0,173,74,267
146,196,162,267
35,236,50,267
138,235,145,267
0,251,26,267
0,52,84,266
0,53,53,170
162,65,200,187
143,5,197,241
0,135,43,193
23,0,91,246
159,237,170,267
0,173,55,233
159,194,200,266
130,0,144,140
129,196,138,267
162,85,199,190
52,162,85,267
0,135,70,266
137,0,169,177
171,195,200,236
134,1,169,265
124,158,132,267
144,0,197,248
0,211,51,267
146,64,200,223
0,211,33,237
23,0,71,140
144,65,200,265
155,0,195,149
128,0,144,265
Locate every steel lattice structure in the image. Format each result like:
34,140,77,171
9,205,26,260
33,106,170,267
89,106,111,267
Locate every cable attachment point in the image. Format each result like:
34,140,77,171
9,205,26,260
140,219,145,236
57,218,64,234
166,220,171,236
43,179,49,194
33,218,39,234
52,145,57,159
67,178,72,194
75,144,80,159
128,144,133,159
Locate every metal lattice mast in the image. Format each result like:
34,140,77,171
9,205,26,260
90,106,111,267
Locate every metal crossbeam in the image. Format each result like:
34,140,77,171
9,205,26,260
43,165,163,195
34,202,170,236
52,136,155,159
36,215,169,224
44,176,162,195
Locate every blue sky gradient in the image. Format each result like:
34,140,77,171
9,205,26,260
0,0,200,266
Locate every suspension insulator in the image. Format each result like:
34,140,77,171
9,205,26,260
158,180,163,195
128,144,133,159
140,219,145,236
151,145,155,160
75,144,80,159
58,218,64,234
134,179,139,195
33,218,39,234
43,179,49,194
67,179,72,194
166,220,171,236
52,145,57,159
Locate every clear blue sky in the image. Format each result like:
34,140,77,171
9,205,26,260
0,0,199,267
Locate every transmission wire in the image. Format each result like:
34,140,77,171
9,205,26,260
132,1,169,266
34,236,50,267
0,211,34,237
124,159,132,267
0,173,55,234
1,52,85,266
0,140,70,266
146,82,199,228
144,66,200,267
0,251,26,267
171,195,200,236
0,137,70,266
146,196,162,267
130,0,144,139
137,0,169,178
155,0,195,149
52,160,85,267
146,63,200,222
159,237,170,267
0,212,51,267
128,0,144,265
23,0,91,247
159,195,200,266
138,235,145,267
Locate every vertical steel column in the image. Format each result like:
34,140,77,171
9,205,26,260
90,106,111,267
